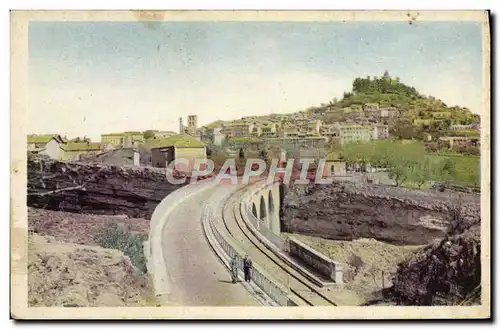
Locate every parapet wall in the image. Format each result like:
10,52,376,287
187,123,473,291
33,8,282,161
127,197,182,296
288,237,343,284
146,179,215,297
201,190,299,306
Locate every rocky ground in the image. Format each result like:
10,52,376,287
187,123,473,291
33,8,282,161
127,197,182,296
281,182,480,245
389,223,481,306
28,233,155,307
28,207,150,245
27,208,155,307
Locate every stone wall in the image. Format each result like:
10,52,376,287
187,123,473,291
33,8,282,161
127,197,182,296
288,237,343,283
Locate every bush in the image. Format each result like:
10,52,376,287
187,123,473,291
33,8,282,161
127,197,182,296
94,223,148,273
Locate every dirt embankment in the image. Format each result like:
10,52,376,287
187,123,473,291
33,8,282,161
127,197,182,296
281,182,480,245
28,233,154,307
27,208,155,307
28,207,150,245
27,157,187,219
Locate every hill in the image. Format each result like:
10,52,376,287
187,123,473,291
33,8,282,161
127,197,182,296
319,71,480,126
203,71,480,134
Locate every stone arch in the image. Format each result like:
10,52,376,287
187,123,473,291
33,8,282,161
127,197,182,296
252,203,258,218
259,195,267,219
268,190,275,214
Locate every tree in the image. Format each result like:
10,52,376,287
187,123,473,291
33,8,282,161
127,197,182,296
411,157,435,188
71,136,91,143
143,130,155,139
425,141,441,153
452,142,480,156
437,158,457,183
388,161,411,186
383,70,390,80
343,91,353,98
390,119,417,140
347,254,365,278
447,195,479,235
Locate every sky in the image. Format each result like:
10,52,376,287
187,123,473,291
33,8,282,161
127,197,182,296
28,21,484,140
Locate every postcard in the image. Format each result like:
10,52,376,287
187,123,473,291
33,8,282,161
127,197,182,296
10,10,490,319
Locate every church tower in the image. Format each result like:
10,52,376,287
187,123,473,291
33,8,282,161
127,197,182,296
187,115,198,136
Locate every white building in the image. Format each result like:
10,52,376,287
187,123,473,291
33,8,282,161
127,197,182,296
27,134,66,160
213,127,225,146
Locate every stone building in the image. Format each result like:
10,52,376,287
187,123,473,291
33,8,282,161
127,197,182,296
149,134,206,172
27,134,66,160
101,131,144,148
222,122,254,138
187,115,198,136
336,124,373,144
372,124,390,140
61,142,103,161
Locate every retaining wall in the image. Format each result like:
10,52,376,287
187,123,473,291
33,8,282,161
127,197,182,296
288,237,343,284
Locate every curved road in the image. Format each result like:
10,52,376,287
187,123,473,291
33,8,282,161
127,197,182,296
161,184,260,306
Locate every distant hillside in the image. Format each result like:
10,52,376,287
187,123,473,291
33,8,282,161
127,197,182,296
319,71,480,126
203,71,480,131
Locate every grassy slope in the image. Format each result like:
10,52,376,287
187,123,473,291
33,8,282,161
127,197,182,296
428,153,480,186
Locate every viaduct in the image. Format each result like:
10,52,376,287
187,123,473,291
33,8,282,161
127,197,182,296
144,177,346,307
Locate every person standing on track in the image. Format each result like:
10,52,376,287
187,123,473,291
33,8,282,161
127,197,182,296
243,255,253,282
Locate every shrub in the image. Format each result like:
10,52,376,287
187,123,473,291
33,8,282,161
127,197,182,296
94,223,148,273
347,253,365,277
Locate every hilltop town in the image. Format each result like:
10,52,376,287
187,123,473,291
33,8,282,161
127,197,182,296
28,72,481,188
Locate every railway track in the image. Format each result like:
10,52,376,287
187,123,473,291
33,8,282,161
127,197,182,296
219,186,338,307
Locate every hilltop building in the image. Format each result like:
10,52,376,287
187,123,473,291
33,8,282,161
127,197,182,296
450,124,476,131
334,123,390,144
259,123,278,138
337,124,372,144
179,115,202,141
222,122,254,138
179,117,184,134
187,115,198,136
372,124,390,140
